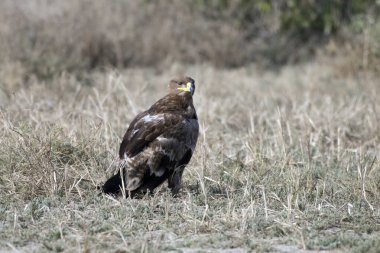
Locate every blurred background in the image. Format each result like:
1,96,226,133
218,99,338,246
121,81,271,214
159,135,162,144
0,0,379,81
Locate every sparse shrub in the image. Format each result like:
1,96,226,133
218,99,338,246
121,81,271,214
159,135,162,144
0,0,378,78
280,0,378,37
0,0,249,78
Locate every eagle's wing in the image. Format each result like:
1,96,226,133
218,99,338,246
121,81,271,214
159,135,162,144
118,110,198,192
119,111,181,159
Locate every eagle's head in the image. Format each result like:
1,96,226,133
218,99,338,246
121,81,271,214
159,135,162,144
169,76,195,96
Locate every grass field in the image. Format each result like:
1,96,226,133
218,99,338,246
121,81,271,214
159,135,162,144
1,52,379,252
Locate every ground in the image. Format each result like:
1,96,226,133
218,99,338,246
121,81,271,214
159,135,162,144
0,55,379,252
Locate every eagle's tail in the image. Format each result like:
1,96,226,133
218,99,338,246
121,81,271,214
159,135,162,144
101,168,125,195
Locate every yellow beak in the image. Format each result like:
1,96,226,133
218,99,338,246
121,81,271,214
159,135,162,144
177,82,192,92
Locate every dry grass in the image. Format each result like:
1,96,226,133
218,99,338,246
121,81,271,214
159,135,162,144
0,0,252,78
1,0,379,80
1,1,380,252
1,53,380,252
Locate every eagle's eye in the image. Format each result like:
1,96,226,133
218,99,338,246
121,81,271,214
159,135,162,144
177,82,183,86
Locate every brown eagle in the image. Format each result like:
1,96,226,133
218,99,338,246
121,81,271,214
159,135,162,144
102,76,199,197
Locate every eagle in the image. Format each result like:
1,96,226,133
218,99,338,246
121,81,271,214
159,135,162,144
102,76,199,197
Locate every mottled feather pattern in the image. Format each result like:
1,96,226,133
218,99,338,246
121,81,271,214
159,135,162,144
102,76,199,197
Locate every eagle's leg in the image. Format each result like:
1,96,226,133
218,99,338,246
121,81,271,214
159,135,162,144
168,167,185,195
168,150,193,195
137,169,172,195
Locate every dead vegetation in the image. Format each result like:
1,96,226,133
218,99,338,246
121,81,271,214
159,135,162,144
1,0,379,78
1,58,379,252
0,0,249,78
0,0,380,252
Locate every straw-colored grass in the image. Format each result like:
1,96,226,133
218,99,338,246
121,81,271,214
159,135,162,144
1,54,379,252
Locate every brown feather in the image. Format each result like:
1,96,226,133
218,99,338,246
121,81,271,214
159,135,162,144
102,76,199,196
